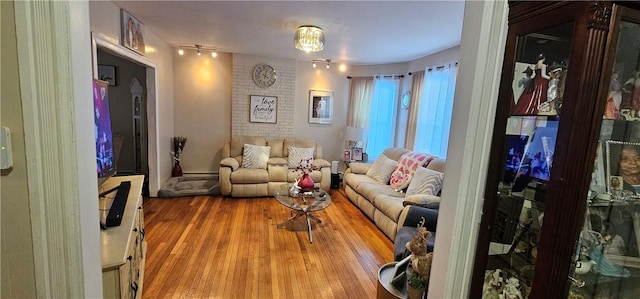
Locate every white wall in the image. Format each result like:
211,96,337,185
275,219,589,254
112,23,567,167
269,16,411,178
173,51,232,173
89,1,175,195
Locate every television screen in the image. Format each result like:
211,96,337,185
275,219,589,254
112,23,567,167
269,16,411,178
521,125,558,182
93,79,116,182
502,135,529,184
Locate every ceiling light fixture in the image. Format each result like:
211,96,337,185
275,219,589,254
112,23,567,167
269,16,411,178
177,44,218,58
294,25,325,53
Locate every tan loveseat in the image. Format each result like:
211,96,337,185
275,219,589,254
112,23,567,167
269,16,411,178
219,136,331,197
343,148,446,240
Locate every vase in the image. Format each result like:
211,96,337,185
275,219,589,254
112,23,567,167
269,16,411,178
172,161,183,177
406,284,425,299
298,173,314,192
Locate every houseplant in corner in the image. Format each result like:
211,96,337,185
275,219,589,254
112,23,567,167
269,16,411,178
405,217,434,299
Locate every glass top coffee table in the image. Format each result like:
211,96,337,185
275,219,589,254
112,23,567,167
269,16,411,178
274,184,331,243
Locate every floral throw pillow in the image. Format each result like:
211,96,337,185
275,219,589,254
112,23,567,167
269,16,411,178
389,170,412,191
395,152,434,178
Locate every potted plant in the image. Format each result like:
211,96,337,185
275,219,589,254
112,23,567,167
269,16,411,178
407,272,426,299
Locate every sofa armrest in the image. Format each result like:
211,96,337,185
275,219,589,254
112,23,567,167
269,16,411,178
402,194,441,209
399,205,439,233
220,157,240,171
313,158,331,169
347,162,371,175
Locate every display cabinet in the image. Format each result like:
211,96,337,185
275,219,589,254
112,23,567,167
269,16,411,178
471,1,640,298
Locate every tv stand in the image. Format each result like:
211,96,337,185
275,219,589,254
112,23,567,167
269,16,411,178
100,175,145,299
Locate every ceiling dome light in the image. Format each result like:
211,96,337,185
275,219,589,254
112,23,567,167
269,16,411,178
294,25,324,53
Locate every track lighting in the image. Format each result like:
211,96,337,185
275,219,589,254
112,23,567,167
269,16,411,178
177,44,218,58
311,59,332,69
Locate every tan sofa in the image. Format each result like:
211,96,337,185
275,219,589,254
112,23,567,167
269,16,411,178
343,147,446,240
219,136,331,197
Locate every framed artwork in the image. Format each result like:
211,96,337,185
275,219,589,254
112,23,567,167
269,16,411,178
343,150,351,161
309,90,333,124
249,95,277,123
97,65,116,86
351,147,363,161
605,140,640,194
121,9,145,55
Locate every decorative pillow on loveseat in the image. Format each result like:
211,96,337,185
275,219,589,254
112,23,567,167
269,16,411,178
405,166,444,197
366,154,397,184
241,144,271,169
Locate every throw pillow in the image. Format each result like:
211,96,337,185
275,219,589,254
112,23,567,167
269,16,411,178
395,152,434,178
366,154,397,184
390,170,412,191
405,167,444,197
288,146,315,169
241,144,271,169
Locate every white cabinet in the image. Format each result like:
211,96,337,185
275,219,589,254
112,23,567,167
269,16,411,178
100,175,146,299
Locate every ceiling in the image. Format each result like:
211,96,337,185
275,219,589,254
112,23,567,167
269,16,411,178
112,0,466,65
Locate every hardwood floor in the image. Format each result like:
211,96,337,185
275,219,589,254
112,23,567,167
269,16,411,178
142,189,394,298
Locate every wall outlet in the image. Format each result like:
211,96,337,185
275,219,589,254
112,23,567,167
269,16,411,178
1,127,13,170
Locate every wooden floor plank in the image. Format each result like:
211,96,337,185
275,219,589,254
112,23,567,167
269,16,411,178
142,189,394,298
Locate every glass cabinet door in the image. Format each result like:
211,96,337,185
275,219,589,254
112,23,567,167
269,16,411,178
568,6,640,299
480,21,574,299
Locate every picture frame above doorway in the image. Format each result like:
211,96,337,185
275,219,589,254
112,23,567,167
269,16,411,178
120,9,146,55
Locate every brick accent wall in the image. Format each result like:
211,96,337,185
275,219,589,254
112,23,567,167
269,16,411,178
232,54,296,138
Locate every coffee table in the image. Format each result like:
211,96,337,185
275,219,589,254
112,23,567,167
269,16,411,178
274,184,331,243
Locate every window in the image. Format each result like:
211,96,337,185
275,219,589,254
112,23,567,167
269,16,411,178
413,64,458,158
367,77,400,159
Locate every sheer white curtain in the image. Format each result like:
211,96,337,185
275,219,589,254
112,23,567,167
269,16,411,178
405,70,425,149
367,77,399,160
346,77,374,149
413,63,458,158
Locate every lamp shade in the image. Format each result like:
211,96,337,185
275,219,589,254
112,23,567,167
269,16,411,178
294,25,325,52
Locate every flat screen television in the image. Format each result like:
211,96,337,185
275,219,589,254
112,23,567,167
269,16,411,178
502,134,529,184
93,79,116,185
521,124,558,182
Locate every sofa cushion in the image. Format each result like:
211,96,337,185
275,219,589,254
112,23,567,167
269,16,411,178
405,167,444,197
287,146,315,168
366,154,397,184
374,194,406,222
358,181,403,204
267,140,284,158
230,167,269,184
395,151,434,178
241,144,271,169
390,170,412,191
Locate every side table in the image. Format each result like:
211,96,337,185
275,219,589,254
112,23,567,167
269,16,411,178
377,259,410,299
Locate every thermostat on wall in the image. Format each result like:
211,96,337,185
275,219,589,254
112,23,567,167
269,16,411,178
1,127,13,170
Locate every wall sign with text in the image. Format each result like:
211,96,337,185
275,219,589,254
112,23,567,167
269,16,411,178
250,95,277,123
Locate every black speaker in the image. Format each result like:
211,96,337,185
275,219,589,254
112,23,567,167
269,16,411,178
331,173,340,189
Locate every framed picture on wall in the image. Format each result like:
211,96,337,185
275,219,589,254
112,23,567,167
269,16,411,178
309,90,333,124
121,9,146,55
98,65,116,86
249,95,277,123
